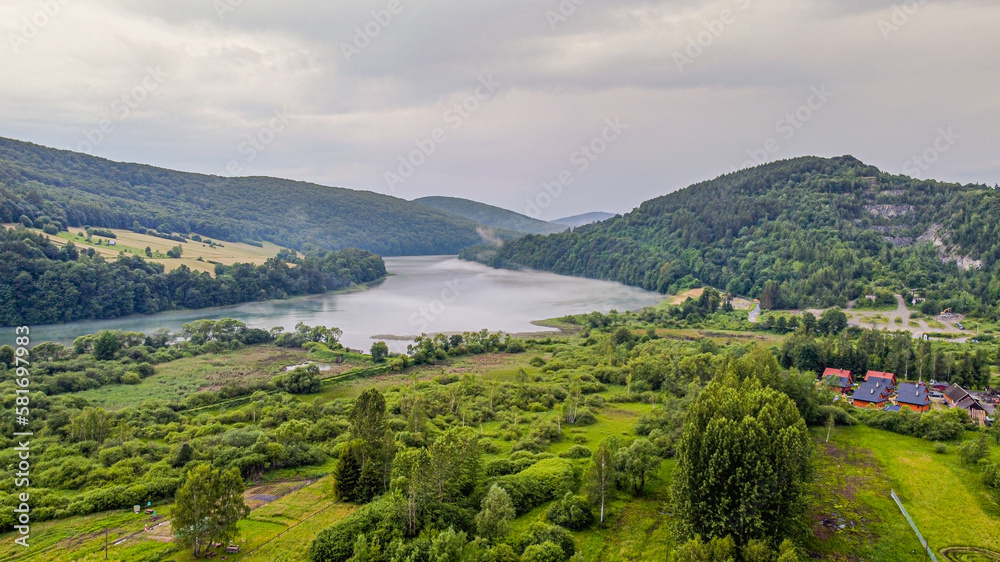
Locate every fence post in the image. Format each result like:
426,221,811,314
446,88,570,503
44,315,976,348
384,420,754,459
891,489,938,562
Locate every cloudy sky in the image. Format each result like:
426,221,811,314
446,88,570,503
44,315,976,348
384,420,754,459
1,0,998,220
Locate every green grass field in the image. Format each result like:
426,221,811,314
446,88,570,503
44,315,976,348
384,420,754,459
810,425,1000,561
3,223,292,276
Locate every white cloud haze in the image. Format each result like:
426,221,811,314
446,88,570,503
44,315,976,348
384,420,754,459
1,0,998,219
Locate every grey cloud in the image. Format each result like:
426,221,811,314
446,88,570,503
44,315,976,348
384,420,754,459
0,0,997,220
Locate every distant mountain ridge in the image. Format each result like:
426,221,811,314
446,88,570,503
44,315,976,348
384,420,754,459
468,155,1000,315
0,137,491,256
414,196,566,235
552,212,615,227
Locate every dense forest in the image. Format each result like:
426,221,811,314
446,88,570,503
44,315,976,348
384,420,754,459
467,156,1000,316
0,225,386,326
0,137,489,255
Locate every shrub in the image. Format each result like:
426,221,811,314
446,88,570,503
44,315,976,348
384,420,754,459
493,458,575,515
573,408,597,425
546,493,593,530
529,356,546,367
521,541,567,562
520,522,575,559
486,459,517,477
309,495,399,562
959,434,990,466
276,364,322,394
505,339,526,353
934,442,948,455
121,372,142,385
559,445,592,459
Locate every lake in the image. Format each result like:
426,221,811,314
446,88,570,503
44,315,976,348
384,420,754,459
13,256,664,352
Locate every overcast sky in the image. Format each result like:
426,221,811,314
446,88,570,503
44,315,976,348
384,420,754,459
1,0,997,220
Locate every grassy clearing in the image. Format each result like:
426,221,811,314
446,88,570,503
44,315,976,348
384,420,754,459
74,346,310,409
811,425,1000,560
0,477,355,562
572,460,676,561
4,224,290,275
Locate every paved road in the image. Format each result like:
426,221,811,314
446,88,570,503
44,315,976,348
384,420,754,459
808,294,968,340
748,300,760,323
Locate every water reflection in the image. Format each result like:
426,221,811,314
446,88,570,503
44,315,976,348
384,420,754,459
12,256,663,353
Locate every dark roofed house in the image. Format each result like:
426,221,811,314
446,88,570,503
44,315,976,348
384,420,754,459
945,384,991,426
865,370,897,387
944,384,970,406
895,382,931,412
852,378,892,409
822,368,854,394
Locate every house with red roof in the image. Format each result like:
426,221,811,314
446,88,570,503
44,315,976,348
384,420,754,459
864,371,897,387
822,368,854,394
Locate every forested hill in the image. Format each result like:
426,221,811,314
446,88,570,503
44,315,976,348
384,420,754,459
468,156,1000,314
0,137,487,256
414,196,567,235
0,226,386,326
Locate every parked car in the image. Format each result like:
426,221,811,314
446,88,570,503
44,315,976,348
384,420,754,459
929,392,944,399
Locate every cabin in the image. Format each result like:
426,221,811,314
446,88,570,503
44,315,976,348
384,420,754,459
895,382,931,413
945,384,992,425
852,378,892,408
944,384,970,407
865,370,897,387
822,368,854,394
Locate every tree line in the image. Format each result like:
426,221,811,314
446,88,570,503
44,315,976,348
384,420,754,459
0,225,386,326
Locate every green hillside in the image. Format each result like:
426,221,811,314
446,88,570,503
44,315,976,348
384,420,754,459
415,196,567,235
0,137,489,256
467,156,1000,315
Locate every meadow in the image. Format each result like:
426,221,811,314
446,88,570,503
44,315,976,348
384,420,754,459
3,224,292,275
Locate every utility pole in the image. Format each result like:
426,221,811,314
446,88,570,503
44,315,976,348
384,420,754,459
105,527,108,559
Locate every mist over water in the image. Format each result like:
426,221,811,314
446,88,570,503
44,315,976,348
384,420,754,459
16,256,663,352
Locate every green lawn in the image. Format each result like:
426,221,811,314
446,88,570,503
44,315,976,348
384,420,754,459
811,425,1000,560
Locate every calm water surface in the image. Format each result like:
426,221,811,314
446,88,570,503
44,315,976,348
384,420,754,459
17,256,663,352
